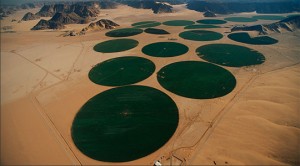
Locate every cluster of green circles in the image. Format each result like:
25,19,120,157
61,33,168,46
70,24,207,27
73,18,274,163
196,19,227,24
179,30,223,41
224,17,258,22
132,21,161,28
106,28,143,37
72,85,179,162
88,56,155,86
228,32,278,45
196,44,265,67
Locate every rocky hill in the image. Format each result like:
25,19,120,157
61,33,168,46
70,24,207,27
231,16,300,35
31,12,90,30
152,2,173,14
187,0,300,14
82,19,119,32
203,10,216,17
31,19,65,30
21,12,40,21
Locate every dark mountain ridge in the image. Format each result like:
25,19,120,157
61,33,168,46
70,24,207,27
231,16,300,35
187,0,300,14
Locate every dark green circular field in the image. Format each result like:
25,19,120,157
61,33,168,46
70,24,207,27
157,61,236,99
224,17,258,22
163,20,195,26
88,56,155,86
184,24,220,29
144,28,170,35
252,15,286,20
106,28,143,37
196,44,265,67
132,21,161,28
179,30,223,41
71,85,179,162
93,39,138,53
228,32,278,45
142,42,188,57
196,19,227,24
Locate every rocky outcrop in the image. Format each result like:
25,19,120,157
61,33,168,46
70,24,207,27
231,16,300,35
50,12,89,24
152,2,173,14
187,0,300,14
203,10,216,17
82,19,119,32
31,19,65,30
22,12,40,21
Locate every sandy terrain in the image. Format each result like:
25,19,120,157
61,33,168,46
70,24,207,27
1,4,299,165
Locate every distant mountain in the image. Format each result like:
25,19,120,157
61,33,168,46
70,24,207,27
119,0,173,13
187,0,300,14
35,3,100,18
21,12,40,21
231,16,300,35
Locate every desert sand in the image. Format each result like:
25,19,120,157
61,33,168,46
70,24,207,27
1,4,299,165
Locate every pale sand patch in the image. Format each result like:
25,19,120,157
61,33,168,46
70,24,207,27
189,65,300,165
1,5,299,165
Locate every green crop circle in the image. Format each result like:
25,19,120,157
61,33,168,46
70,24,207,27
163,20,195,26
196,19,227,24
196,44,265,67
179,30,223,41
225,17,258,22
72,85,179,162
228,32,278,45
89,56,155,86
93,39,138,53
142,42,189,57
157,61,236,99
106,28,143,37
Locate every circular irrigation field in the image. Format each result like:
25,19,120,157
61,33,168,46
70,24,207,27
144,28,170,35
196,19,227,24
228,32,278,45
252,15,286,20
106,28,143,37
163,20,195,26
72,85,179,162
224,17,258,22
142,42,189,57
88,56,155,86
132,21,161,28
184,24,220,29
179,30,223,41
196,44,265,67
93,39,139,53
157,61,236,99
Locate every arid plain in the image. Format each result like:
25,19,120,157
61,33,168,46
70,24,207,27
1,4,300,165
